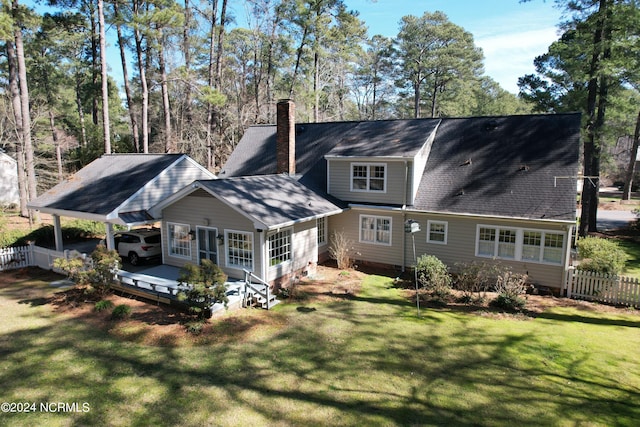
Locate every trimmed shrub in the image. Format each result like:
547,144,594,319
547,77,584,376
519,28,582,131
178,259,229,318
416,254,452,299
95,300,115,312
185,320,205,335
576,237,627,275
111,304,132,320
54,245,121,295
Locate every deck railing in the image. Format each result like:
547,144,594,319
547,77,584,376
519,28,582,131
243,269,276,309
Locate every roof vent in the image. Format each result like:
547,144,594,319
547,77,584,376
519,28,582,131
459,159,472,166
484,120,499,131
456,189,465,196
519,164,530,172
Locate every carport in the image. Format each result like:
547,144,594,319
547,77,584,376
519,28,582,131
27,153,215,252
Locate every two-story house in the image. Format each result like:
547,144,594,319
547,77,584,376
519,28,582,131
154,100,580,292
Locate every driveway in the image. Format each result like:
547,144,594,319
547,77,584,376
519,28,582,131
577,209,637,231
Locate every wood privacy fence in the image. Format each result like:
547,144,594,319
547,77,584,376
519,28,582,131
0,244,74,274
566,267,640,308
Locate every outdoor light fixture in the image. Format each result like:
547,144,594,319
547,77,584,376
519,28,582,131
405,219,421,317
217,234,225,245
188,230,196,240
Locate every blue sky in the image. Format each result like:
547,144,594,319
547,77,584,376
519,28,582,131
337,0,564,93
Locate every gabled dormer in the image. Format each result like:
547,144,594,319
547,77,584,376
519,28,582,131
325,119,440,206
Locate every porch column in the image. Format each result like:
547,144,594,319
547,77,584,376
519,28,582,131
105,223,116,250
53,214,63,252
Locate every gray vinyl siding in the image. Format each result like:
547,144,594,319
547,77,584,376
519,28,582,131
405,213,571,289
266,220,318,282
330,208,405,267
327,208,570,289
162,190,322,283
161,190,262,280
122,159,213,212
328,159,412,205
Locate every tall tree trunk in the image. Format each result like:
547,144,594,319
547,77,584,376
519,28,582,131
206,0,219,170
579,0,608,237
622,109,640,200
6,40,28,217
314,51,319,122
266,16,279,123
90,6,99,126
158,29,172,153
98,0,111,154
430,75,438,118
413,81,421,118
182,0,193,132
289,26,309,97
50,109,63,182
114,1,139,152
215,0,227,88
134,0,149,153
75,75,88,147
13,0,39,223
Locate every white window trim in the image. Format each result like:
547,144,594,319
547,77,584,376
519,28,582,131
267,227,293,269
167,222,191,260
350,162,387,193
359,214,392,246
196,226,219,265
225,229,254,270
427,220,448,245
475,224,566,265
317,217,328,246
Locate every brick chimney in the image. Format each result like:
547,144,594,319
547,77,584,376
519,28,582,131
276,99,295,175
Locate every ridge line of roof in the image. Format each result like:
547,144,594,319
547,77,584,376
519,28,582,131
244,112,582,128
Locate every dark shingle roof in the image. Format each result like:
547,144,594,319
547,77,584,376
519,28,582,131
196,175,343,229
222,114,580,222
413,114,580,221
29,154,184,216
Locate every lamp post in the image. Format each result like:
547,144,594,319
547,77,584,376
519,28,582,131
405,220,421,317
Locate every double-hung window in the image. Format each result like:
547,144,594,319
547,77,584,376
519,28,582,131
268,229,292,267
168,223,191,258
226,230,253,269
360,215,392,245
427,220,448,244
351,163,386,192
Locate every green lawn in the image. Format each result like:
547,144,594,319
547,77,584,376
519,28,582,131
620,239,640,279
1,269,640,426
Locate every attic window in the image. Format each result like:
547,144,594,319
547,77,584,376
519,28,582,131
351,163,386,192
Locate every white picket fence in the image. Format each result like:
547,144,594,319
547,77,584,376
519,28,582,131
0,243,75,274
566,267,640,307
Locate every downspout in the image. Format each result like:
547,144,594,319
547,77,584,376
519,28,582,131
401,160,409,272
562,224,574,296
258,229,267,281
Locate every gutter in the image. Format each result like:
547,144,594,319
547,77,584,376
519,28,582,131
348,203,576,225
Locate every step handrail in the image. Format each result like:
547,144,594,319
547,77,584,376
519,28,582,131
243,269,274,309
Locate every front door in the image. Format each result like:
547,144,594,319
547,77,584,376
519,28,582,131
197,227,218,265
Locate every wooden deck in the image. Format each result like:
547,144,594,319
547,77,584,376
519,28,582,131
113,269,246,315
